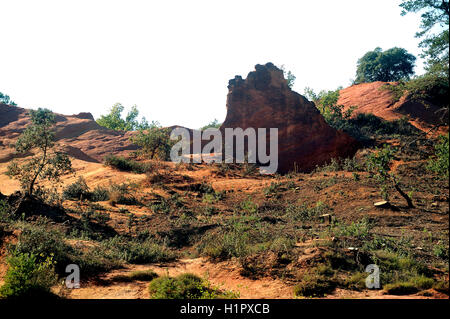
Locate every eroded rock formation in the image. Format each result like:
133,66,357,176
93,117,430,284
220,63,358,173
0,103,138,163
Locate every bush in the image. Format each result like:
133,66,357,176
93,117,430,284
131,126,174,161
148,273,238,299
384,276,434,295
199,225,251,260
427,134,449,179
0,199,12,222
63,177,90,200
112,270,159,283
104,154,149,173
0,252,58,299
284,202,328,222
91,186,110,202
101,236,175,264
13,218,74,274
293,270,337,298
382,73,449,108
108,183,138,206
307,87,420,143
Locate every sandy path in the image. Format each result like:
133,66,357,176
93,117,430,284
65,258,294,299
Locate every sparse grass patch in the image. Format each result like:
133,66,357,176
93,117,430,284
112,270,159,283
101,236,176,264
108,183,139,206
293,267,337,298
384,276,434,295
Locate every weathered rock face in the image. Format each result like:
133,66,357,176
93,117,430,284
337,81,448,135
220,63,358,173
0,103,138,163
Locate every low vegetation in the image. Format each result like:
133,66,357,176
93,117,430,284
148,273,239,299
104,154,150,173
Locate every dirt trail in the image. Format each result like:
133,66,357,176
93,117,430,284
63,257,448,299
65,258,294,299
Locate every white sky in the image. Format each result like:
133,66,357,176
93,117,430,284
1,0,425,129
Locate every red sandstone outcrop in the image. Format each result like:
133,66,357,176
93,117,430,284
0,103,138,163
220,63,358,173
338,81,448,134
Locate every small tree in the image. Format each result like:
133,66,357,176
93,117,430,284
131,123,174,160
0,92,17,106
6,108,72,198
355,47,416,83
366,145,414,208
427,134,449,179
400,0,449,76
200,119,221,130
96,103,149,131
280,65,296,89
303,87,355,131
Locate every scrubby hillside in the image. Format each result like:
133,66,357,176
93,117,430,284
338,82,448,135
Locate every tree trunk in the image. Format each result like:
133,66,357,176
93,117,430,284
392,181,414,208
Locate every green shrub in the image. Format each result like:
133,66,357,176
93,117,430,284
101,236,175,264
334,217,372,239
366,144,414,207
239,198,258,214
344,272,367,291
63,177,91,200
0,199,12,222
199,224,251,260
108,183,138,206
104,154,149,173
91,185,110,201
433,242,449,259
0,252,58,299
13,218,74,274
148,273,238,299
284,202,328,222
307,87,420,143
381,74,449,107
293,270,337,298
131,126,174,161
384,276,433,295
112,270,159,283
427,134,449,179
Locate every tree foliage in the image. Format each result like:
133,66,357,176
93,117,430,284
366,145,414,208
280,65,296,89
400,0,449,76
304,87,354,131
200,119,221,131
355,47,416,83
6,108,73,197
130,123,174,160
96,103,150,131
0,252,58,299
0,92,17,106
427,133,449,178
